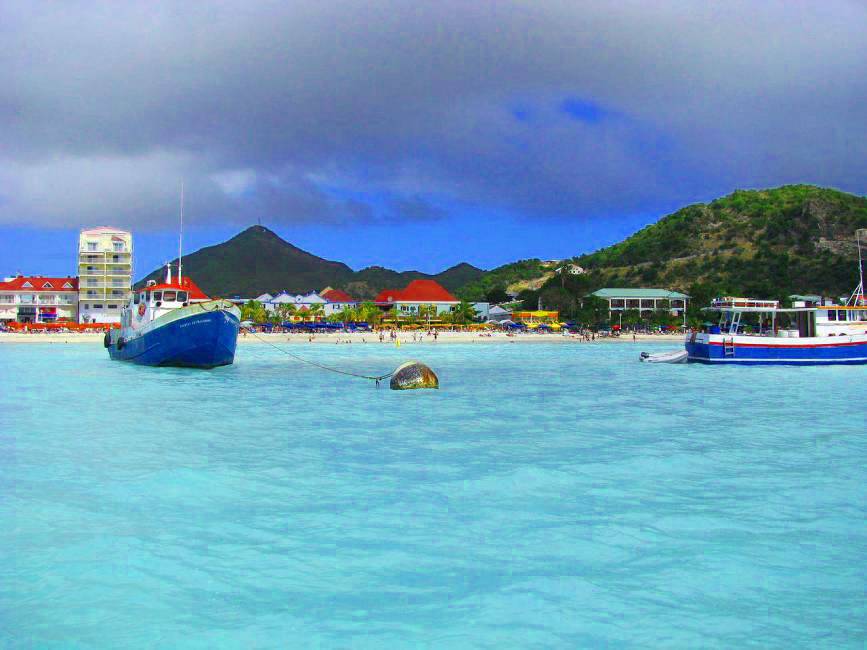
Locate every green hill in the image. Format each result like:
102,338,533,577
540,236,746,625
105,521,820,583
136,225,484,299
455,259,550,301
571,185,867,299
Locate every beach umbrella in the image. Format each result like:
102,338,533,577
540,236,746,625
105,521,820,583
240,320,254,327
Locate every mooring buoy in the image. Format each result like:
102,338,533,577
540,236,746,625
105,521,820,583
389,361,439,390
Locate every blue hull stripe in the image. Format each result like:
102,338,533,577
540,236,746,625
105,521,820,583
108,310,239,368
685,341,867,365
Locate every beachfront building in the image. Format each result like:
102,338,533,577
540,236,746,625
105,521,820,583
268,291,327,315
590,288,689,318
321,289,358,316
0,275,79,324
374,280,460,316
487,305,513,323
472,302,491,320
77,227,133,324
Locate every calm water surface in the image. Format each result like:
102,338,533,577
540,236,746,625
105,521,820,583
1,341,865,648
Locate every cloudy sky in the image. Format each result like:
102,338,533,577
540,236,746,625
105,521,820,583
1,0,865,277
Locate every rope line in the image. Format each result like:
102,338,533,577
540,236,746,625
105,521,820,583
247,329,394,384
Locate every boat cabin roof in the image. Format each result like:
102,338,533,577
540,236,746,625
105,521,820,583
142,276,209,300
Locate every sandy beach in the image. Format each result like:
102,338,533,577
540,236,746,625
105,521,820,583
0,331,685,345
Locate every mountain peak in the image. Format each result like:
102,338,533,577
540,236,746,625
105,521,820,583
236,224,280,239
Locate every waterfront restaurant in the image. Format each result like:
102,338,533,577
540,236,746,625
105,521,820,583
590,288,689,318
0,275,79,324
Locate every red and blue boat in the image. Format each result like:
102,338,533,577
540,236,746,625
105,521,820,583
105,265,240,368
685,296,867,365
686,229,867,365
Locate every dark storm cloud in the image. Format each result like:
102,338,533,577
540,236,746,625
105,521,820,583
0,0,865,229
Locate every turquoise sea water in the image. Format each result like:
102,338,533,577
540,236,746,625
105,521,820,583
1,341,865,648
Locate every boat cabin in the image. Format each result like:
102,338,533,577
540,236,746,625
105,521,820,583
706,296,867,339
120,271,209,330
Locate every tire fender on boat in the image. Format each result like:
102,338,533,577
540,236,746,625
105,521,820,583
117,337,125,350
103,332,111,348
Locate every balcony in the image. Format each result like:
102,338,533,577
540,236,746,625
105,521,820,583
81,289,127,298
79,250,131,257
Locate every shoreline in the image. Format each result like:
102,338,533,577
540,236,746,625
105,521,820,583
0,331,685,345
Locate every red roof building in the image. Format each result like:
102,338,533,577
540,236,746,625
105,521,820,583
374,279,460,316
0,276,78,292
0,275,79,323
321,288,356,303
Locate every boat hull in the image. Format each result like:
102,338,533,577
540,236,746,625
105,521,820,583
685,333,867,365
108,308,240,368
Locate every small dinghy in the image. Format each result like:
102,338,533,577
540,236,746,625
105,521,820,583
640,349,689,364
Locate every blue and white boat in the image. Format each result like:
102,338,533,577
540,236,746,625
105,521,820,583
685,296,867,365
686,228,867,365
106,264,240,368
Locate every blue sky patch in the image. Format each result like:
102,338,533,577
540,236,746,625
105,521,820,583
560,98,607,123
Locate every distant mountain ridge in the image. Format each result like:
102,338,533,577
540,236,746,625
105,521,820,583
138,185,867,306
136,225,485,299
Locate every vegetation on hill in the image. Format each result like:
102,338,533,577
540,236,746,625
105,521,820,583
455,259,549,301
499,185,867,325
573,185,867,299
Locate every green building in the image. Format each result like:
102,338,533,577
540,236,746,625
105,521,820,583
590,288,689,319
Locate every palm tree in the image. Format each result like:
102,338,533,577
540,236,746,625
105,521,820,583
308,303,325,322
418,304,437,326
241,300,267,323
453,300,477,324
276,303,297,323
356,301,380,325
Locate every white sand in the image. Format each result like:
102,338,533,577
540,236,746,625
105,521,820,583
0,331,684,345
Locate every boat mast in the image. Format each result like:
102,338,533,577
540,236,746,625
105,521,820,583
849,228,865,306
178,181,184,285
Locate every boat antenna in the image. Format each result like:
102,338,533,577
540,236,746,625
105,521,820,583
857,228,865,306
178,181,184,285
848,228,866,305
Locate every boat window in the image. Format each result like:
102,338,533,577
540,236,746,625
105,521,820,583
153,291,162,302
827,310,837,321
860,311,867,321
838,310,847,321
177,291,188,303
133,293,140,304
163,291,177,302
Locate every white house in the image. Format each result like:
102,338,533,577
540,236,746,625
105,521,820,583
321,289,359,316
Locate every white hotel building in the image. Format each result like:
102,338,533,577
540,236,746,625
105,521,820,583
77,227,133,324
